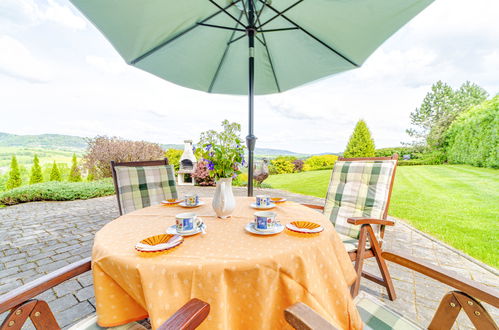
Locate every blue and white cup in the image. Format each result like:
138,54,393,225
254,211,277,231
256,195,270,207
184,194,199,207
175,212,201,233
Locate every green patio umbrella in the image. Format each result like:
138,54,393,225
69,0,433,196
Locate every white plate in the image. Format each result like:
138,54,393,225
285,223,324,234
167,224,203,236
178,201,206,208
244,222,284,235
135,235,183,252
250,202,276,210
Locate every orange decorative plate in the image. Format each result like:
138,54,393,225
161,199,182,206
286,221,324,234
135,234,183,253
271,197,287,204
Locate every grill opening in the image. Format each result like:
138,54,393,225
181,159,194,170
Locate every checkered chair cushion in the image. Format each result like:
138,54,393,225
114,165,178,214
324,160,396,239
355,292,422,330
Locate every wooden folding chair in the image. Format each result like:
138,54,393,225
110,158,178,215
285,251,499,330
304,154,399,300
0,258,210,330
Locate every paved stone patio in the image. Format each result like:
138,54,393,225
0,187,497,329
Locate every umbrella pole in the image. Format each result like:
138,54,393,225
246,1,256,197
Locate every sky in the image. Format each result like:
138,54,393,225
0,0,498,154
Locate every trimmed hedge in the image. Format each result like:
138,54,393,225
445,96,498,168
0,179,115,206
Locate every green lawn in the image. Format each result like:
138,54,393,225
266,165,499,268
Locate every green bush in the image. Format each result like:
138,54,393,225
269,157,295,174
165,149,183,172
375,147,423,159
397,151,446,166
0,179,115,206
445,96,499,168
303,155,338,171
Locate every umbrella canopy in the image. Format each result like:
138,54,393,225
70,0,433,194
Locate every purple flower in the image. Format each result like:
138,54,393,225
232,173,238,179
205,144,212,151
241,159,246,166
209,151,214,157
207,160,215,171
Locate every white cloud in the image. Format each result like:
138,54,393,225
0,0,86,30
85,55,127,74
0,35,52,82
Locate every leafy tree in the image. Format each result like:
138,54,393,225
269,157,295,174
49,161,62,181
344,120,375,158
68,154,82,182
6,156,22,190
29,155,43,184
165,149,183,171
303,155,338,171
407,81,488,150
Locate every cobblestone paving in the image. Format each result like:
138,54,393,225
0,187,497,328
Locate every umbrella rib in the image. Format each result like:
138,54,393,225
208,12,245,93
259,0,360,68
255,15,281,93
130,0,241,65
257,0,303,30
208,0,246,28
198,23,246,32
259,27,299,32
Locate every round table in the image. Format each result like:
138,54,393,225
92,197,362,329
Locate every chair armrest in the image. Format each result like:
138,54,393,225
158,298,210,330
284,302,338,330
382,251,499,308
0,257,91,314
347,217,395,226
301,203,324,211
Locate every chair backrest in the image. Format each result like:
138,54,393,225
111,158,178,215
323,155,398,239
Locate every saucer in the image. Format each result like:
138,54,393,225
135,234,183,252
161,199,182,206
167,224,203,236
250,202,276,210
270,197,287,204
244,222,284,235
286,221,324,234
179,201,206,208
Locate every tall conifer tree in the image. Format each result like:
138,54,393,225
50,161,62,181
30,155,44,184
6,155,22,190
344,120,376,158
68,154,82,182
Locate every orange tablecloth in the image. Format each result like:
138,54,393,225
92,197,362,329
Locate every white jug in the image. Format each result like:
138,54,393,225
212,177,235,218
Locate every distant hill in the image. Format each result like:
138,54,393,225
0,132,86,150
0,133,331,167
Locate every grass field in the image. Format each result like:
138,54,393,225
266,165,499,268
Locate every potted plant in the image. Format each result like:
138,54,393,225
199,120,245,218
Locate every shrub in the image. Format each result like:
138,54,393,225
375,147,423,159
0,179,115,206
191,160,215,186
269,157,295,174
292,159,304,172
83,136,164,178
6,156,22,190
303,155,338,171
29,155,43,184
165,149,183,172
233,173,248,186
344,120,376,158
445,96,499,168
49,161,62,181
68,154,82,182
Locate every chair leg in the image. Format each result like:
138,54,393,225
366,225,396,301
351,226,368,298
